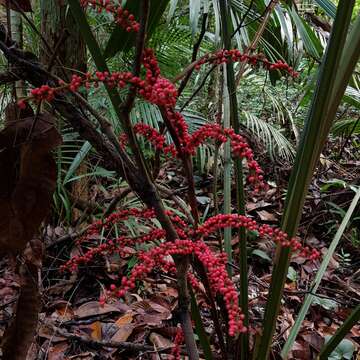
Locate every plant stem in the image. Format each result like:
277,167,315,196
218,0,249,358
67,1,199,358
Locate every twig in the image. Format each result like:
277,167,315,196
231,0,256,38
235,0,278,86
338,114,360,159
180,65,217,112
177,12,208,96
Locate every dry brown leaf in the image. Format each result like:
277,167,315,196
38,324,67,342
246,201,272,212
0,109,61,254
149,332,173,349
256,210,277,222
68,353,95,359
50,302,74,322
47,342,68,360
301,332,324,352
90,321,102,341
111,324,135,342
75,301,120,318
115,311,134,326
290,340,312,360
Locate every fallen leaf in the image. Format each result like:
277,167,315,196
47,342,68,360
38,324,67,342
115,311,134,326
90,321,102,341
256,210,277,222
111,324,134,342
75,301,120,318
149,332,173,349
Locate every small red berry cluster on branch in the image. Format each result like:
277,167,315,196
194,49,299,78
187,124,265,191
197,214,320,260
171,326,184,360
62,207,320,337
80,0,140,32
106,239,247,336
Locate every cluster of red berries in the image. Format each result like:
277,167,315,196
187,124,265,191
62,207,320,337
105,239,246,336
17,48,293,192
194,49,299,78
80,0,140,32
133,123,177,156
197,214,320,259
125,119,265,190
172,326,184,360
18,85,55,109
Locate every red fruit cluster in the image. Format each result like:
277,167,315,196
172,326,184,360
133,123,177,156
30,85,55,102
197,214,321,259
107,239,246,336
131,120,265,190
80,0,140,32
62,207,320,337
187,124,266,191
194,49,299,78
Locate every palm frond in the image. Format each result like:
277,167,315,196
241,110,295,160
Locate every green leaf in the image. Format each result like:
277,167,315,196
104,0,170,58
325,337,355,360
312,297,338,311
63,141,92,184
314,0,337,18
288,5,323,59
190,287,213,360
189,0,201,36
287,266,297,282
252,249,272,263
167,0,179,23
259,1,356,358
320,179,347,192
281,187,360,358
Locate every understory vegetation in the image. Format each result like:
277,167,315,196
0,0,359,359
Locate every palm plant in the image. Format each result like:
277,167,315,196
65,0,360,358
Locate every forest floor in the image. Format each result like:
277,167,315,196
1,137,359,360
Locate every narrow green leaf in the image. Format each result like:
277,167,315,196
319,306,360,360
167,0,179,23
190,287,213,360
190,0,201,36
314,0,337,18
288,5,323,59
257,2,355,358
63,141,92,184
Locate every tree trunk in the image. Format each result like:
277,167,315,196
40,0,88,223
